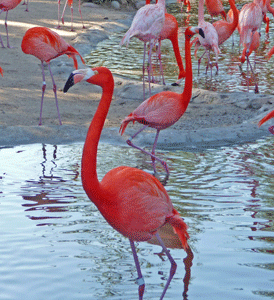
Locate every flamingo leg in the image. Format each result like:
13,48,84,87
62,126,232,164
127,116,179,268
197,50,206,75
78,0,85,28
70,4,74,31
246,55,259,93
157,40,165,85
48,63,62,125
39,63,47,126
4,11,12,48
142,42,147,100
129,239,145,300
0,10,4,48
155,232,177,300
57,0,61,28
147,41,154,97
126,125,169,174
61,0,68,25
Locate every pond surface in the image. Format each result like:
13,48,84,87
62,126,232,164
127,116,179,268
0,139,274,299
85,0,274,94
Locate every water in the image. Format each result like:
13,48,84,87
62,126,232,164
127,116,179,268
0,140,274,299
85,0,274,94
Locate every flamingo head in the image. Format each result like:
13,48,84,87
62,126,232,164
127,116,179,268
185,27,205,40
63,67,113,92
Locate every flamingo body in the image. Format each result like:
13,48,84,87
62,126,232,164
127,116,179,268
21,26,85,125
120,27,205,174
63,64,190,299
0,0,21,47
205,0,226,20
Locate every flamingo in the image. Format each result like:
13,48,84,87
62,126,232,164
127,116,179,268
120,0,166,99
254,0,274,34
146,0,185,85
21,26,85,125
0,0,21,48
192,0,238,63
258,109,274,134
238,1,263,93
62,61,193,299
57,0,85,31
205,0,226,20
177,0,191,13
119,27,205,175
0,66,3,76
195,0,220,75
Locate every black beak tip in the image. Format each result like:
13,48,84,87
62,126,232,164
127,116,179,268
199,28,205,39
63,73,75,93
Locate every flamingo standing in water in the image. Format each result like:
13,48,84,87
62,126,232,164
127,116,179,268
21,26,85,125
119,27,205,175
258,109,274,134
146,0,185,85
120,0,166,99
238,1,263,93
57,0,85,31
62,53,195,298
0,0,21,48
195,0,220,75
192,0,238,64
205,0,226,20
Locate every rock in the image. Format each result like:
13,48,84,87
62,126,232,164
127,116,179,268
111,1,120,9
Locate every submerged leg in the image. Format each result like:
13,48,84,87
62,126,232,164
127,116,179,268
129,239,145,300
155,232,177,300
126,126,169,174
39,63,47,126
48,63,62,125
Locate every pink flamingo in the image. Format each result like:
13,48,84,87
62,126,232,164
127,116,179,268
0,0,21,48
21,27,85,125
57,0,85,31
238,1,263,93
119,27,205,175
176,0,191,13
192,0,238,63
205,0,226,20
258,109,274,134
63,64,190,300
120,0,166,99
146,0,185,85
195,0,220,76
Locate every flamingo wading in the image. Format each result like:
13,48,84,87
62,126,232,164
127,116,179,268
63,56,194,298
119,27,205,175
21,26,85,125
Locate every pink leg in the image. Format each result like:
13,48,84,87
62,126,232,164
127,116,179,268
246,55,259,93
56,0,61,28
61,0,68,25
147,41,154,97
198,50,206,75
157,40,165,85
129,239,145,300
5,11,12,48
0,10,4,48
142,43,147,100
39,63,47,126
78,0,85,28
155,232,177,300
70,5,74,31
126,125,169,174
48,64,62,125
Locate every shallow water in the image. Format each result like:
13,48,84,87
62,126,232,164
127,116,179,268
85,0,274,94
0,139,274,299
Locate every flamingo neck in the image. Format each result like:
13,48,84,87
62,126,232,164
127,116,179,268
180,34,193,109
81,74,114,206
170,35,185,79
198,0,205,23
230,0,239,27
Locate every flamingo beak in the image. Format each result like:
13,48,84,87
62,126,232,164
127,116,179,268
63,72,75,93
198,28,205,39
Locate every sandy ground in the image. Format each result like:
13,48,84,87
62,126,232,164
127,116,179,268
1,0,274,150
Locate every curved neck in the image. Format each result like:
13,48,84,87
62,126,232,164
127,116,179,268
198,0,205,23
267,0,274,15
180,33,193,109
170,35,185,79
81,75,114,205
230,0,238,27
